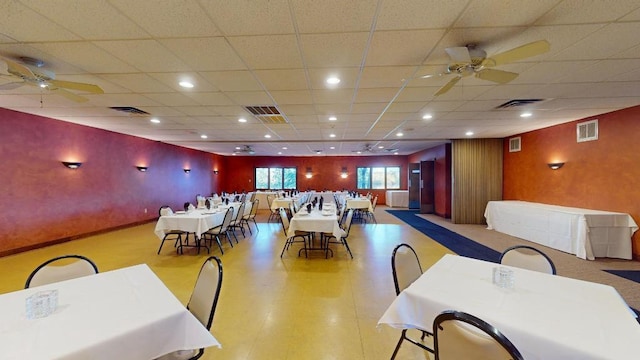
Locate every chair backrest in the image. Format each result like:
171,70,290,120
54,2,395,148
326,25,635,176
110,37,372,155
338,203,347,225
220,207,234,231
289,202,296,218
433,310,524,360
233,202,246,223
342,209,355,237
391,243,423,295
249,192,256,202
187,256,223,331
267,194,275,208
499,245,556,275
279,207,290,236
25,255,99,288
159,205,173,216
372,196,378,209
249,199,259,217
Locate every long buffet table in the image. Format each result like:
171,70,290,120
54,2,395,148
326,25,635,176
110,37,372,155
484,200,638,260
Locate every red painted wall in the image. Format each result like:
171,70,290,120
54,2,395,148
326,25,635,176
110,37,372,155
0,108,216,255
503,105,640,259
408,143,452,218
217,155,409,204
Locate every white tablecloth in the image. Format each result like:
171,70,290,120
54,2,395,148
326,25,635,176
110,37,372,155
288,207,344,239
154,208,229,240
484,201,638,260
385,190,409,207
346,198,373,212
0,264,219,360
378,254,640,360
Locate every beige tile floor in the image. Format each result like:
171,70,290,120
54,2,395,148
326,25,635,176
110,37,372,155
1,206,638,359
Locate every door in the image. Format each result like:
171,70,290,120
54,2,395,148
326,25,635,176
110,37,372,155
420,161,435,214
408,163,420,209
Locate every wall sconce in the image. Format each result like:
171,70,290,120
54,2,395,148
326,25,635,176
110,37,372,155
213,170,219,175
62,161,82,169
136,166,148,172
547,162,565,170
184,168,191,174
340,167,348,178
305,167,313,179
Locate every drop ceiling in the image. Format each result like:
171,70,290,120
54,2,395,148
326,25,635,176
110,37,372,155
1,0,640,156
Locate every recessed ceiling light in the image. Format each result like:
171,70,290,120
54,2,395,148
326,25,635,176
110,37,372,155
396,132,404,137
278,152,282,155
326,76,341,85
520,112,532,118
150,118,160,124
264,134,271,138
39,83,47,88
328,116,337,121
179,81,194,88
232,153,237,156
422,114,433,120
200,134,208,139
394,152,399,155
378,146,384,149
466,131,474,136
316,150,322,154
282,146,288,150
357,151,362,154
238,118,247,123
235,146,241,150
330,146,335,150
329,133,336,138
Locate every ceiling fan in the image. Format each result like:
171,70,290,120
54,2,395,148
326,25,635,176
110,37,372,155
352,144,398,154
234,145,256,155
423,40,550,96
0,56,104,102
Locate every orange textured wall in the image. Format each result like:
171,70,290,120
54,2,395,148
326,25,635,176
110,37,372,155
408,143,452,218
0,108,216,255
217,155,409,204
503,105,640,258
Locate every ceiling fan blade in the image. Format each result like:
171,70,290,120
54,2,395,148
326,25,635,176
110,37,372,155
49,87,89,103
48,79,104,94
475,68,519,84
2,57,36,79
445,46,472,63
434,76,461,96
0,81,26,90
482,40,550,67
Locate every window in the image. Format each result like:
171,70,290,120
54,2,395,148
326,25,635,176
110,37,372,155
255,167,297,190
356,166,400,189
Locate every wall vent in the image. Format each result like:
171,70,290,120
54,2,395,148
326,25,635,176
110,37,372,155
244,105,288,124
577,119,598,142
109,106,150,115
495,99,545,109
509,137,521,152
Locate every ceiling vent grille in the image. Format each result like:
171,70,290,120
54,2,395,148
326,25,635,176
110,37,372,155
495,99,545,109
577,119,598,142
244,105,288,124
509,137,521,152
109,106,150,115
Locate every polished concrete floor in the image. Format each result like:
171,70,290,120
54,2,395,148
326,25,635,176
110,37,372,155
1,207,638,359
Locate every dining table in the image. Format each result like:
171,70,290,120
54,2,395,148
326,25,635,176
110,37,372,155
154,204,246,253
345,197,373,212
0,264,220,360
288,204,344,256
378,254,640,359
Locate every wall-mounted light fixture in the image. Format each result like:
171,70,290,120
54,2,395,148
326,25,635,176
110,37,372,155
62,161,82,169
213,170,219,175
184,168,191,174
305,167,313,179
136,166,148,172
547,162,565,170
340,167,348,178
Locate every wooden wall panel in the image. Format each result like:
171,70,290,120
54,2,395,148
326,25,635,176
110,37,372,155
503,105,640,258
452,139,503,224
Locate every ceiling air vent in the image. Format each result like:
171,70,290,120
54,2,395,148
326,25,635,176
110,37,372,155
495,99,545,109
509,137,521,152
109,106,150,115
244,105,288,124
577,119,598,142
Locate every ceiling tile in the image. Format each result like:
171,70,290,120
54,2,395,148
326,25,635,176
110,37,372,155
200,0,294,36
94,40,191,72
200,71,264,92
160,38,247,71
300,33,369,67
228,35,303,70
291,0,378,33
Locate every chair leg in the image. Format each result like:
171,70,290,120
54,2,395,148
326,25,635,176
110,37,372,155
342,237,354,259
214,235,224,254
390,330,406,360
157,237,167,255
